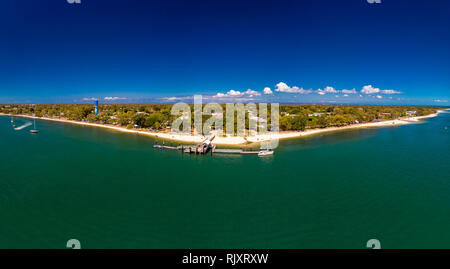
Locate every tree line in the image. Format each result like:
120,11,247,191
0,104,441,132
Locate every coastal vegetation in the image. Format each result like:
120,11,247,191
0,104,440,132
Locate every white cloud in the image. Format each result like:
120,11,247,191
213,88,263,98
227,90,244,96
315,86,337,95
298,88,313,94
316,89,326,95
214,89,244,98
161,96,190,101
361,85,402,95
433,99,448,103
381,89,402,94
213,89,261,98
274,82,312,94
207,83,403,100
263,87,273,95
244,89,261,96
275,82,292,92
104,97,127,101
215,93,226,98
295,88,312,94
341,88,357,94
361,85,381,94
82,97,98,101
324,86,337,93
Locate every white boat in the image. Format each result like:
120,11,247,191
30,119,39,133
258,150,274,157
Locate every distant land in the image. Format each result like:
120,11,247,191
1,104,445,146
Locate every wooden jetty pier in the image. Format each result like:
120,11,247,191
153,134,260,155
213,149,243,154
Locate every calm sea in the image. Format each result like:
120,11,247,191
0,112,449,249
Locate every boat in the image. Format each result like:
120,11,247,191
258,150,274,157
30,119,39,133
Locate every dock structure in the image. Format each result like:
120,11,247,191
153,145,181,150
213,149,243,154
177,134,216,154
153,134,261,156
240,151,259,155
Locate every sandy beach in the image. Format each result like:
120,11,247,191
1,111,443,146
246,111,443,143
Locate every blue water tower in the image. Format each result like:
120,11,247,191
94,100,98,116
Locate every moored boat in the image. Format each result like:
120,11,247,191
30,119,39,133
258,150,274,157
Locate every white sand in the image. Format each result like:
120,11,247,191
1,111,442,146
247,111,442,143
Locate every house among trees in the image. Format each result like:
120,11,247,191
308,112,324,117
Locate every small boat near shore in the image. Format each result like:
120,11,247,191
258,150,274,157
30,119,39,133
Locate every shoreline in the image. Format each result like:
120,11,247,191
1,111,443,146
246,111,443,143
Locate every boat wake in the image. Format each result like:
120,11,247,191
14,122,32,130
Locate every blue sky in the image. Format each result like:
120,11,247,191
0,0,449,105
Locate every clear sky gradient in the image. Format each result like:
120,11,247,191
1,0,449,105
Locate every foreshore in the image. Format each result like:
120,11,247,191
247,111,443,143
1,111,443,146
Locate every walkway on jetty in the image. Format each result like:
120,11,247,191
153,134,260,155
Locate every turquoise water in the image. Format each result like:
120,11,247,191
0,113,449,249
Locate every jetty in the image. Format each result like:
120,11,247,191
153,134,260,155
